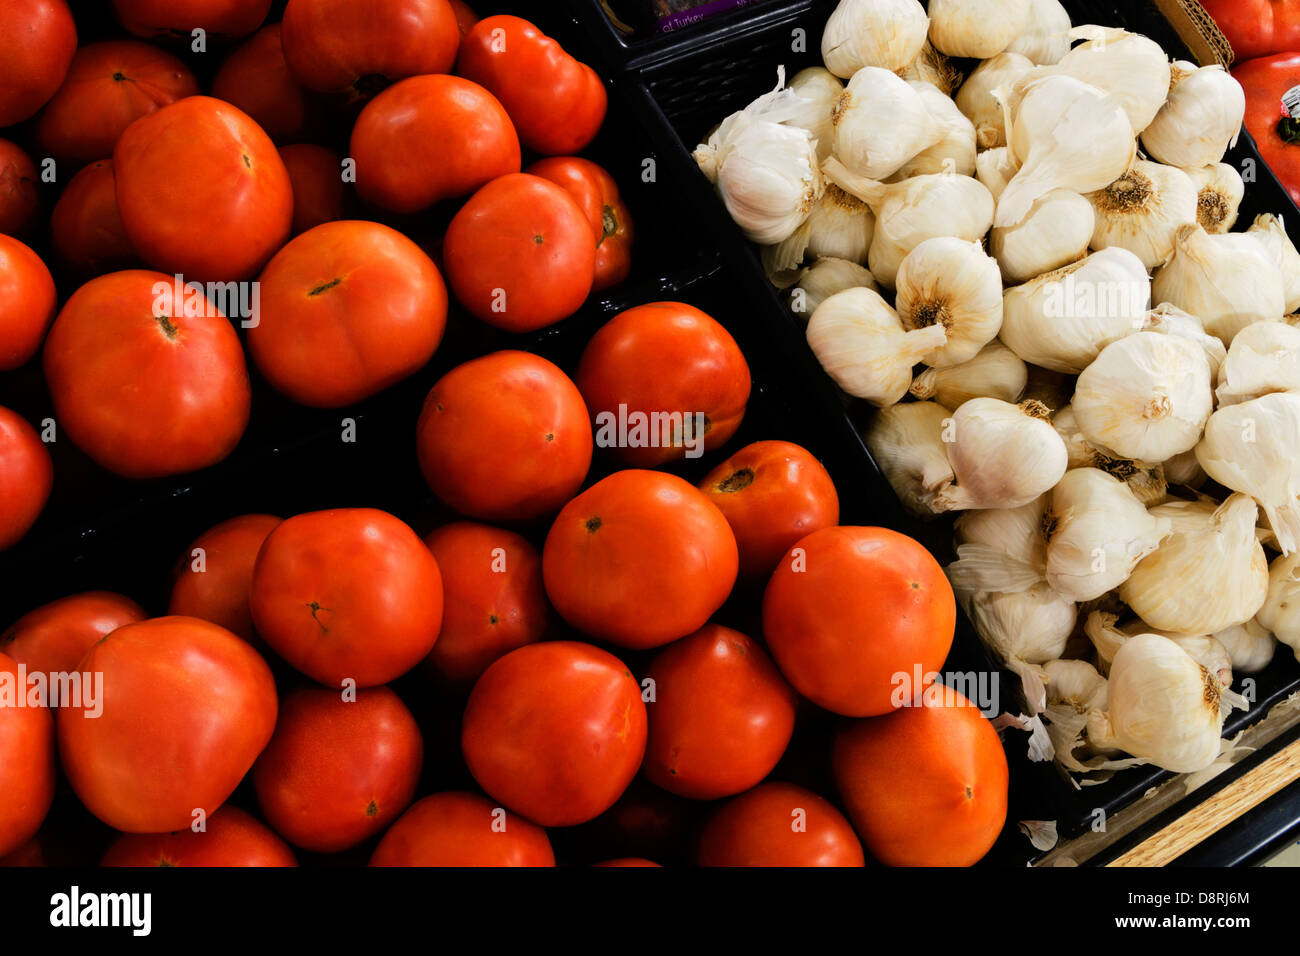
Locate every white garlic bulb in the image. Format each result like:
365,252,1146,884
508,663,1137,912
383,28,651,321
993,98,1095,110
779,183,876,270
784,67,843,163
1042,657,1110,771
990,188,1095,284
975,146,1019,201
1246,214,1300,313
832,67,941,181
933,397,1068,511
1142,62,1246,169
788,257,877,319
1214,619,1277,674
955,52,1035,149
1258,552,1300,662
864,400,954,516
1184,162,1244,234
948,494,1048,594
895,237,1003,367
891,80,976,179
928,0,1030,59
1087,161,1199,270
1141,303,1228,382
1214,321,1300,406
1052,404,1169,506
806,287,947,406
1000,246,1150,374
1006,0,1072,65
1151,224,1286,344
1084,612,1233,687
1120,493,1270,634
821,0,930,78
1037,27,1171,135
910,339,1027,409
964,584,1075,685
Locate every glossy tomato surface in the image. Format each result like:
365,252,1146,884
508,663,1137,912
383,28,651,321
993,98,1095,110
0,235,56,371
49,160,135,276
212,24,314,144
0,650,55,857
101,806,297,867
370,792,555,867
0,406,52,551
1235,53,1300,207
0,0,77,128
277,144,346,236
0,138,40,236
168,514,281,644
526,156,633,291
112,0,271,38
696,782,865,867
1,591,146,675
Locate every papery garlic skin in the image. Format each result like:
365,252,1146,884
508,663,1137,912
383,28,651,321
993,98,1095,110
1247,214,1300,313
786,67,843,162
899,41,961,97
821,0,930,78
804,183,875,263
895,237,1003,367
1214,619,1277,674
1087,161,1199,270
910,339,1027,409
892,80,976,179
1258,552,1300,662
1184,162,1243,234
1045,659,1108,712
990,188,1094,284
964,583,1075,666
1142,303,1228,382
948,494,1048,594
1038,27,1171,135
832,67,941,181
933,397,1068,511
806,287,947,406
955,53,1035,150
976,146,1019,201
1054,404,1169,504
1214,321,1300,407
928,0,1030,59
788,257,878,319
1142,62,1246,170
865,400,954,515
1006,0,1072,65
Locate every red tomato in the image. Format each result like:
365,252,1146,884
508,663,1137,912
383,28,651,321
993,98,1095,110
462,641,647,827
421,522,549,684
0,407,52,551
212,25,314,144
277,144,346,236
168,514,281,644
576,302,751,467
0,0,76,128
114,96,292,282
281,0,458,97
526,156,634,291
101,806,297,867
36,40,198,165
49,160,135,277
448,0,478,36
1235,54,1300,207
350,74,520,214
0,235,56,371
57,616,278,833
593,858,661,867
458,15,606,156
370,792,555,867
1201,0,1300,62
253,686,423,853
1,591,146,675
543,470,738,649
696,782,865,867
832,688,1009,866
698,440,840,578
415,351,592,521
111,0,271,38
0,650,55,857
0,139,39,236
249,508,443,688
762,526,956,717
249,220,447,407
443,173,596,332
43,270,252,479
643,625,797,800
0,837,44,866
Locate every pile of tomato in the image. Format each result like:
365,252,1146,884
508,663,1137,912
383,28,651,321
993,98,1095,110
0,0,1009,868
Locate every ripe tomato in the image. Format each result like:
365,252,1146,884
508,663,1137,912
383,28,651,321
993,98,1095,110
526,156,634,291
449,0,478,36
0,0,76,128
212,25,314,144
696,782,865,867
462,641,647,827
832,688,1009,866
370,792,555,867
253,686,423,853
458,15,606,156
0,650,55,857
0,407,52,551
43,269,252,479
49,160,135,276
593,858,661,866
422,522,549,685
281,0,458,97
101,806,297,867
1,591,146,675
643,625,797,800
250,508,443,688
57,616,278,833
277,145,346,236
443,173,596,332
0,837,44,866
762,526,955,717
698,440,840,578
0,139,39,236
1235,54,1300,207
114,96,292,282
36,40,198,165
576,302,751,467
249,220,447,407
350,74,520,214
1201,0,1300,62
543,470,738,649
0,235,56,371
112,0,271,38
168,514,281,645
416,351,592,521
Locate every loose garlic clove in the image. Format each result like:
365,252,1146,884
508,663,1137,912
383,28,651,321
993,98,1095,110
1183,162,1244,234
891,80,977,179
895,237,1002,368
1214,618,1278,674
948,494,1049,593
975,146,1020,201
1246,214,1300,313
864,400,954,516
785,67,843,163
910,339,1027,409
955,52,1036,150
932,397,1068,511
1257,552,1300,663
787,257,878,319
1142,62,1246,170
831,67,941,182
821,0,930,78
1141,303,1227,382
928,0,1030,59
1037,27,1171,135
1006,0,1072,65
1087,161,1199,270
1214,321,1300,407
990,187,1094,284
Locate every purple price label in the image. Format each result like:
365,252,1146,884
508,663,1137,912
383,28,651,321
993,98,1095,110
656,0,760,33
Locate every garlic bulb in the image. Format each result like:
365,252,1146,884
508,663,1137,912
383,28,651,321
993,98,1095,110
806,287,947,406
1246,214,1300,313
1195,392,1300,554
1086,634,1245,774
1037,27,1171,135
1141,303,1228,382
1043,468,1171,602
1214,619,1277,674
1000,247,1150,374
864,400,954,515
821,0,930,77
765,183,875,276
832,67,941,181
933,397,1068,511
895,237,1002,367
990,188,1094,284
955,52,1035,149
1184,163,1243,234
1258,552,1300,662
788,257,877,319
899,41,961,98
1085,612,1232,687
1151,224,1286,344
1087,161,1199,270
962,584,1075,706
1120,493,1270,634
1163,448,1207,490
910,339,1027,409
1214,321,1300,407
947,494,1048,594
891,80,976,179
998,75,1136,228
1142,62,1246,169
1073,332,1213,463
1042,657,1110,771
785,67,843,162
1052,404,1168,506
928,0,1029,59
975,146,1019,201
1006,0,1071,65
